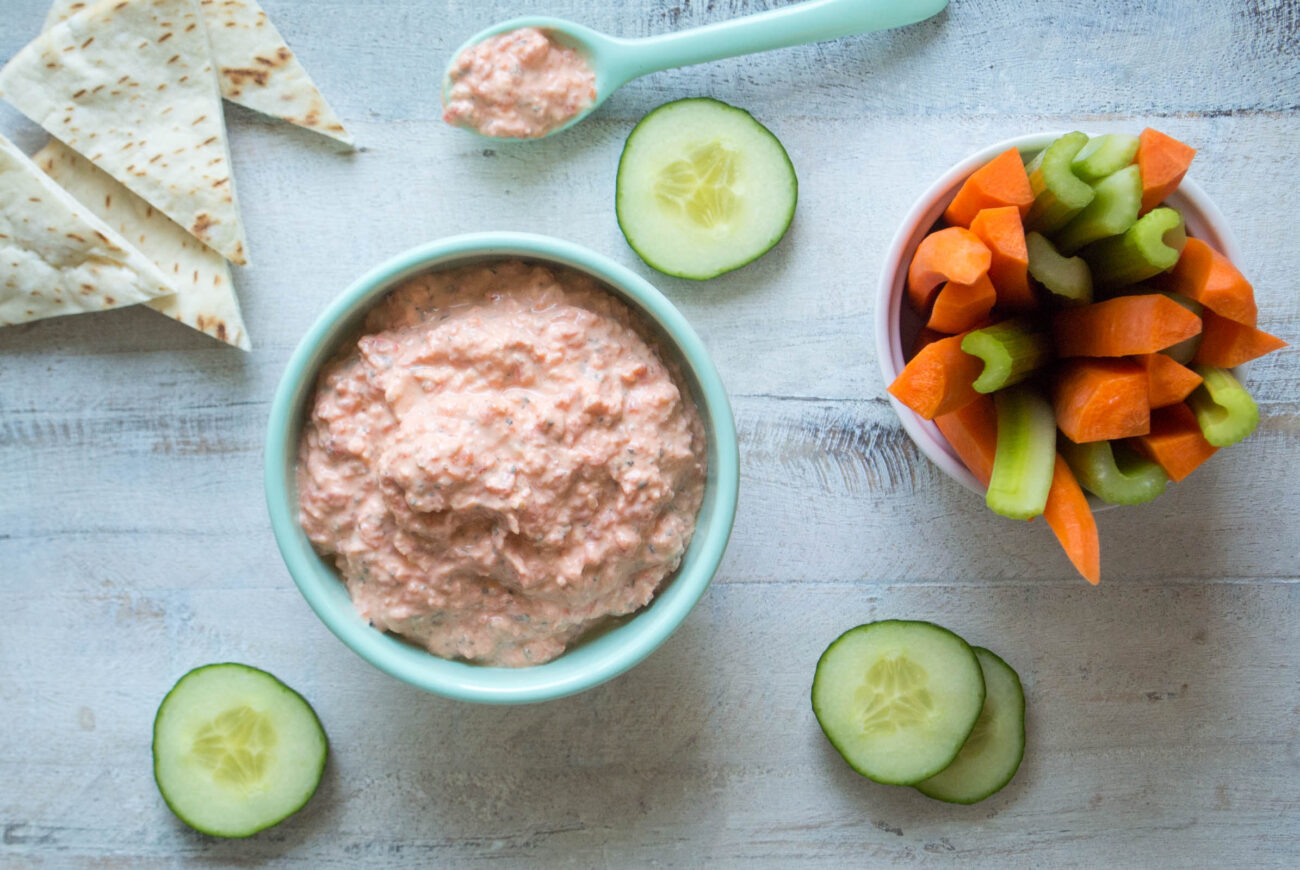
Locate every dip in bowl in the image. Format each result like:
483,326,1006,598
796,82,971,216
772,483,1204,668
266,233,738,703
875,132,1246,498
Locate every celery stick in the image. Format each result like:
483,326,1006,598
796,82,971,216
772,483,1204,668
1053,165,1142,255
1159,293,1204,364
1024,132,1095,235
1026,231,1093,307
1188,366,1259,447
962,319,1052,393
1081,207,1186,287
986,385,1057,520
1070,134,1141,183
1059,438,1168,505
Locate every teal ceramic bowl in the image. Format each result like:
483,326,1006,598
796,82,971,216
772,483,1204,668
265,233,739,704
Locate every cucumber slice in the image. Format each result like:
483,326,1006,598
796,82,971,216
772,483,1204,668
153,664,328,838
616,97,797,280
812,620,985,786
915,647,1026,804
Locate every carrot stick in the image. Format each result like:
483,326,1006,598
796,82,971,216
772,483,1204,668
1129,403,1218,482
887,332,984,419
1052,294,1202,357
1155,237,1258,326
927,273,997,333
1053,358,1150,442
969,206,1036,310
1136,128,1196,215
1043,453,1100,585
1136,353,1204,408
1192,310,1288,368
907,227,991,313
934,393,998,487
943,147,1035,228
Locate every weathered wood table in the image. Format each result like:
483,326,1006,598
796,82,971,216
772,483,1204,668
2,1,1297,866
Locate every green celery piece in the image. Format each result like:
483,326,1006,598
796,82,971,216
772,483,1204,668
1188,366,1259,447
1058,438,1168,505
986,384,1057,520
1026,231,1093,307
1024,132,1095,235
1081,207,1187,286
1159,293,1204,364
961,319,1053,393
1054,165,1143,255
1070,133,1141,183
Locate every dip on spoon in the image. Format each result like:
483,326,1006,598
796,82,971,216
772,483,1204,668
442,27,596,139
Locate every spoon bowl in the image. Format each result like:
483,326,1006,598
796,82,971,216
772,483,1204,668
440,17,621,139
441,0,949,141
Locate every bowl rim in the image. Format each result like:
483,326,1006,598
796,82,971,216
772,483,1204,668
874,131,1245,499
264,232,739,704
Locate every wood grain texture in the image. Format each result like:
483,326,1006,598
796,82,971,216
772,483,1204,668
1,0,1298,867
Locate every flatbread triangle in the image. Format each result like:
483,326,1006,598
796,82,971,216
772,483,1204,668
35,138,251,349
44,0,353,146
0,0,251,265
0,130,175,327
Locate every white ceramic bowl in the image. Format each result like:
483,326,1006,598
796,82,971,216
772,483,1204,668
875,132,1245,497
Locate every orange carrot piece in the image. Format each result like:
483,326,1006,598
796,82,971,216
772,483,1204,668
1130,403,1218,482
1193,309,1288,368
1053,358,1150,443
969,206,1036,310
909,327,947,360
1043,453,1100,585
1136,128,1197,214
1155,237,1258,326
1052,294,1202,357
1136,353,1203,408
907,228,991,313
943,147,1034,228
927,273,997,333
934,393,998,487
887,333,983,419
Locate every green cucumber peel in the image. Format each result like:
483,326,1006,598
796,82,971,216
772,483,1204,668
1081,207,1187,287
1188,366,1259,447
1025,132,1095,234
1053,165,1142,255
986,384,1057,520
962,319,1053,393
1026,231,1093,307
1070,133,1141,183
914,647,1026,805
1059,438,1168,505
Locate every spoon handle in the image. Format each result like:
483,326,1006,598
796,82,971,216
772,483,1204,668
611,0,948,82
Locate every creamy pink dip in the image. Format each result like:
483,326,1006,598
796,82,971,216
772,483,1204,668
297,261,706,667
442,27,596,139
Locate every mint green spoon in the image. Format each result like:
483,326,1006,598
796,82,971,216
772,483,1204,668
442,0,949,140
